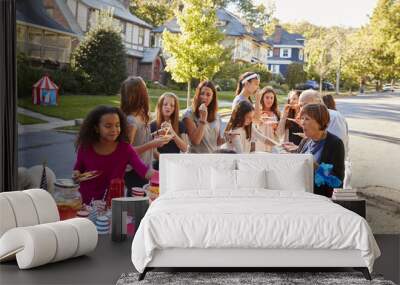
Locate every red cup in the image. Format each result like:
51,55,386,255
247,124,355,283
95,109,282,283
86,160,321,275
106,178,124,207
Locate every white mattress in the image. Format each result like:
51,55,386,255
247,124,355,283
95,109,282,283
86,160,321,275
131,190,380,273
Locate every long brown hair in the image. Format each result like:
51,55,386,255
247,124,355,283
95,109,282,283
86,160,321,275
285,90,301,129
120,76,150,124
155,92,180,136
322,94,337,110
192,80,218,123
260,86,280,120
75,105,128,150
225,100,254,140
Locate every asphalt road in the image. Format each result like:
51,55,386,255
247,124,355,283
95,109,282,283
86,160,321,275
335,93,400,192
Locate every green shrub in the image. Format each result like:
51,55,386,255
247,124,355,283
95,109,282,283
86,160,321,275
17,53,84,97
71,10,126,95
214,62,272,85
285,63,307,89
214,78,237,91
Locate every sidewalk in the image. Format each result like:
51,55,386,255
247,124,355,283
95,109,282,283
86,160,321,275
18,107,75,134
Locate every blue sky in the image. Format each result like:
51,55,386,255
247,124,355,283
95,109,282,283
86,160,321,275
259,0,378,27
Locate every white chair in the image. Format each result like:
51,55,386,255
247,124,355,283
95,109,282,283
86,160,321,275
0,189,98,269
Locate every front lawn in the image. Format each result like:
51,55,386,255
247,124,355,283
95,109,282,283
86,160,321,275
18,88,286,120
17,113,47,125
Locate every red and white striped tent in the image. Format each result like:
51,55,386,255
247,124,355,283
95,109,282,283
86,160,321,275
32,75,59,106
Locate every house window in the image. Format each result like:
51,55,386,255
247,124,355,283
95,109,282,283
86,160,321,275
77,2,88,32
280,48,291,58
17,25,27,43
125,23,133,48
27,27,43,59
138,27,144,45
271,65,280,74
45,7,54,17
267,49,273,57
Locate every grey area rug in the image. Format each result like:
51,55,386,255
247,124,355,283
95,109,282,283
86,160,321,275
117,271,395,285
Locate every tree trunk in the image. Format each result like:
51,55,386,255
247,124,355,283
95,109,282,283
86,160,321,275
186,80,191,109
336,58,341,95
319,76,323,94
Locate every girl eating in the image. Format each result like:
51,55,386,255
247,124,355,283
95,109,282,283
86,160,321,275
120,76,170,190
224,101,274,153
150,92,188,170
183,80,224,153
255,86,281,152
73,105,153,204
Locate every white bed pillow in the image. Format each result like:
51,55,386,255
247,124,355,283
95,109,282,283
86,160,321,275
236,169,267,189
211,169,267,191
211,169,236,190
266,167,307,191
166,158,236,192
237,158,308,191
167,162,211,191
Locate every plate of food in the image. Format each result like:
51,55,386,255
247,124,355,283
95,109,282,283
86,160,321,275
293,132,306,138
77,170,103,182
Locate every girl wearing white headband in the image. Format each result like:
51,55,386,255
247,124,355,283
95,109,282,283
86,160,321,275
232,72,261,112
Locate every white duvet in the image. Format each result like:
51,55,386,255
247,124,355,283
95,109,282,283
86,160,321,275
131,190,380,273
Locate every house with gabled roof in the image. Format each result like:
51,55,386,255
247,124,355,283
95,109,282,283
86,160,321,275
152,8,270,66
17,0,164,81
16,0,77,65
266,25,305,78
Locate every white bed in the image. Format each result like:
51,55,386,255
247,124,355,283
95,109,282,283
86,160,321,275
131,154,380,280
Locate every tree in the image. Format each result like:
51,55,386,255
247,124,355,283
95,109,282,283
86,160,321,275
283,21,326,39
305,31,335,93
129,0,177,27
163,0,225,107
71,9,126,95
327,28,349,94
285,63,307,89
369,0,400,85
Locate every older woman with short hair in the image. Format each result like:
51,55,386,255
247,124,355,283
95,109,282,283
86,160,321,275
283,103,345,197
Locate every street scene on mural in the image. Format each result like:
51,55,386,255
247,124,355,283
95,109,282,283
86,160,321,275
16,0,399,235
2,0,399,284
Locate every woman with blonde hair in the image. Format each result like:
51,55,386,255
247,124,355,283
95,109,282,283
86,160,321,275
150,92,188,170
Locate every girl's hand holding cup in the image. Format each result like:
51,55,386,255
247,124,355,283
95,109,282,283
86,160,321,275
153,135,171,148
199,103,208,121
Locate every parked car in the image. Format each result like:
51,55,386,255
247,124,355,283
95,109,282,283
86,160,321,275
322,81,335,91
382,84,394,92
296,80,319,90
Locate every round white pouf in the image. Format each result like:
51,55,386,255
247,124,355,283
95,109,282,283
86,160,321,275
0,196,17,237
42,221,79,262
17,167,31,190
0,226,57,269
27,165,56,193
24,189,60,223
1,191,39,227
64,218,98,257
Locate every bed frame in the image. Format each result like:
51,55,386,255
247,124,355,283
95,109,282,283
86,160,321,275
139,248,371,280
138,154,371,281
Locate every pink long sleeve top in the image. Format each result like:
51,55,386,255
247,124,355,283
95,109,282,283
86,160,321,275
74,141,149,204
